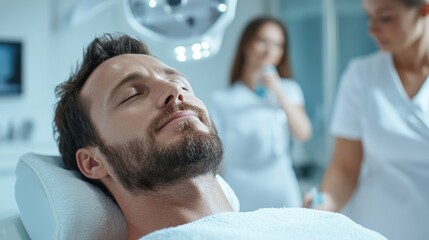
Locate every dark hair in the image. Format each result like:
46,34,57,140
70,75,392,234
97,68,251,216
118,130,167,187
229,16,292,85
53,33,150,192
400,0,427,7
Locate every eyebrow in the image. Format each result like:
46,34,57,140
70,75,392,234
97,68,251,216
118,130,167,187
376,6,396,14
161,67,187,80
160,67,191,87
108,67,190,103
108,72,144,101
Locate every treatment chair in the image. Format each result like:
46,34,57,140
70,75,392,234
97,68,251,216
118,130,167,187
0,215,29,240
4,153,239,239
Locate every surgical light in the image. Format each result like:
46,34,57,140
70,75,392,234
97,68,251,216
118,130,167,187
123,0,237,62
148,0,157,8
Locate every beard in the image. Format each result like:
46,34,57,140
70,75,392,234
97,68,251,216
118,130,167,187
98,103,223,193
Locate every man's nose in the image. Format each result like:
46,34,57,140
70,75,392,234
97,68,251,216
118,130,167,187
155,81,185,108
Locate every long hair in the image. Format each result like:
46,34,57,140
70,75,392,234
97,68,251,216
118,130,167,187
229,16,292,85
400,0,427,7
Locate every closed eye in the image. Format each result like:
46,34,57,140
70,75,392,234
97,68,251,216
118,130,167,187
119,93,143,106
379,16,392,23
176,80,192,93
170,79,191,93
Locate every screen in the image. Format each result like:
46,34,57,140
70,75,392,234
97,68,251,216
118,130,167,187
0,41,22,95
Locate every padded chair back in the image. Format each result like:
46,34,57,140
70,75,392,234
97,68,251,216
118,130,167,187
15,152,239,239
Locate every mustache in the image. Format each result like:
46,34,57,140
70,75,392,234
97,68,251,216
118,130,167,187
150,102,209,132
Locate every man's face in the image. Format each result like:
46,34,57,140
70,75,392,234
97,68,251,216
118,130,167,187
80,54,222,192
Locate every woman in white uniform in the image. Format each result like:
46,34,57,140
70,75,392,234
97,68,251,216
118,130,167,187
210,17,312,211
303,0,429,239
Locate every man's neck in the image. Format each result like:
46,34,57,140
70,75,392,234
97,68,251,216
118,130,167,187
115,174,233,240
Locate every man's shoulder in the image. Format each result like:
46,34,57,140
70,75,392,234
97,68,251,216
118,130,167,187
140,208,387,240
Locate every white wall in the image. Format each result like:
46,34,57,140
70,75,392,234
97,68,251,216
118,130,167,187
0,0,277,217
0,0,52,145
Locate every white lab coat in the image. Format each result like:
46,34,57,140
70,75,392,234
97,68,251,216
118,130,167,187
331,51,429,240
210,80,304,211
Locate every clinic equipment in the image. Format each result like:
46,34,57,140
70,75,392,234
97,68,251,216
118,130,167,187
123,0,237,61
56,0,236,62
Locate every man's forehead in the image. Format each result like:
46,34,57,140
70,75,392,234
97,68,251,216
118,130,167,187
82,54,165,91
95,54,165,73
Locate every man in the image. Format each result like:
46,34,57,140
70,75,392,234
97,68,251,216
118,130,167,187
53,33,386,240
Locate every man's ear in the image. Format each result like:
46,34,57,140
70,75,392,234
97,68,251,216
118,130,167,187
76,147,108,180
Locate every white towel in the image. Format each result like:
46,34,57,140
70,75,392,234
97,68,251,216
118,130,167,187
140,208,387,240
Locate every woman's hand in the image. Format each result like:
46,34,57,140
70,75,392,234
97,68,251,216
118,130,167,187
260,70,283,99
302,190,336,211
305,138,363,212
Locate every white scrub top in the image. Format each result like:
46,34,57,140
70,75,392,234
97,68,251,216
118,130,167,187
331,51,429,240
210,80,304,211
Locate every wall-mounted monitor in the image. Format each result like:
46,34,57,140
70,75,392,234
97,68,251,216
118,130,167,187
0,41,22,96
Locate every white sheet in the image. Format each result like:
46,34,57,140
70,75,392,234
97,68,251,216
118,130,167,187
140,208,387,240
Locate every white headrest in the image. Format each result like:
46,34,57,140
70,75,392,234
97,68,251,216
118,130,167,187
15,153,239,239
